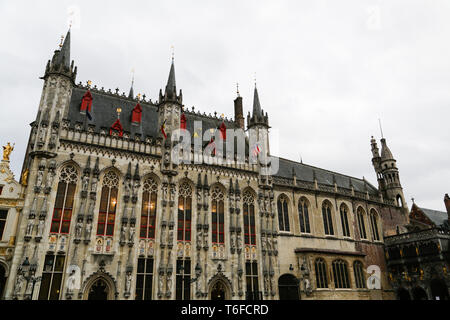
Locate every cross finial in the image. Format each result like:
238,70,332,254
411,197,415,204
171,45,175,62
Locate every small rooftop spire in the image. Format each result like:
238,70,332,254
128,69,135,99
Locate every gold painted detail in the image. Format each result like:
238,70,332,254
2,142,14,161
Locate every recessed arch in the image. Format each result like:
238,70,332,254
82,272,117,300
278,274,300,300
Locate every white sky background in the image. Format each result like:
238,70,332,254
0,0,449,211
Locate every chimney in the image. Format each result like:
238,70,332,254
234,96,244,129
444,193,450,219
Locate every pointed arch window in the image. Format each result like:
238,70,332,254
277,195,290,232
97,171,119,236
357,208,367,239
370,210,380,241
177,182,192,241
332,259,350,288
243,191,256,245
50,165,78,234
315,258,328,288
211,186,225,244
298,198,310,234
340,205,351,237
140,177,158,239
322,202,334,235
353,261,366,289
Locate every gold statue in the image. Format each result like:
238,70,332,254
2,142,14,161
21,168,29,186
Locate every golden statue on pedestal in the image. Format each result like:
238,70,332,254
2,142,14,161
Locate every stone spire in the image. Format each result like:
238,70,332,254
159,58,182,104
247,84,269,129
380,138,394,161
43,28,77,83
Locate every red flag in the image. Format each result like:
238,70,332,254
161,120,167,139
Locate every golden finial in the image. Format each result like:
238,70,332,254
117,107,122,118
59,35,64,48
220,113,225,119
87,80,92,88
137,93,141,101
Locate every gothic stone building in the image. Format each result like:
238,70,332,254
3,29,410,300
384,195,450,300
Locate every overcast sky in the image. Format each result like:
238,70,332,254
0,0,449,211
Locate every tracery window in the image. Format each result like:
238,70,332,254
245,262,260,300
322,202,334,235
135,257,154,300
340,205,350,237
38,254,65,300
97,171,119,236
243,191,256,245
370,210,380,241
298,198,310,233
353,261,366,289
176,258,191,300
140,177,158,239
332,259,350,289
357,207,367,239
277,195,290,232
211,186,225,244
177,182,192,241
50,165,78,234
315,258,328,288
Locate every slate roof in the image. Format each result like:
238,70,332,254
419,207,448,227
67,87,379,193
275,157,379,195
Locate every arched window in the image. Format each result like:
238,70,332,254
370,210,380,241
353,261,366,289
314,258,328,288
340,205,350,237
177,182,192,241
357,207,367,239
140,177,158,239
332,260,350,288
243,191,256,245
298,198,310,234
97,171,119,236
211,186,225,244
50,165,78,234
277,195,290,232
322,202,334,235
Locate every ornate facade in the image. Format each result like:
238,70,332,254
3,29,413,300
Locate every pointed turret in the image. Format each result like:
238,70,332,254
159,59,182,104
43,29,77,83
247,85,269,129
380,138,394,161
